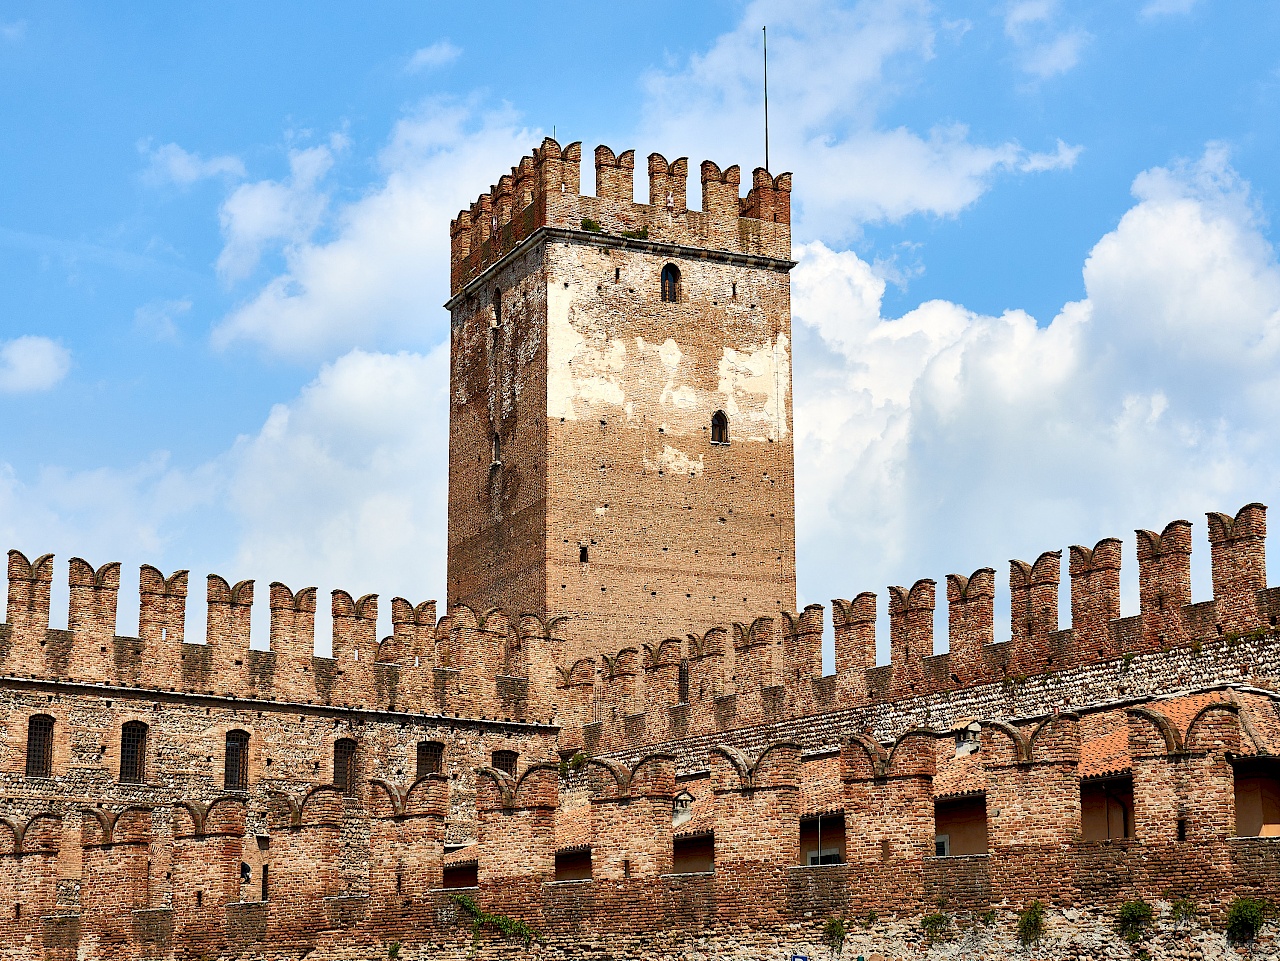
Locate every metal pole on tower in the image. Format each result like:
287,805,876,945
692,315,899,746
763,26,770,172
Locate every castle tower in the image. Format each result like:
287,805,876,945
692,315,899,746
446,139,797,654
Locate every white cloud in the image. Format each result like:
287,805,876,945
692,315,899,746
1020,138,1083,172
0,336,71,392
226,346,450,643
1004,0,1091,79
791,145,1280,650
1141,0,1200,17
141,141,246,187
212,103,535,357
637,0,1077,239
134,298,191,341
215,138,343,283
407,40,461,72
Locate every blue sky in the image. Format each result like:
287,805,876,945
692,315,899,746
2,0,1279,657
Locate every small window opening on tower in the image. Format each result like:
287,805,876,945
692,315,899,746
661,263,681,303
731,282,737,299
678,659,690,703
491,433,501,465
711,411,730,446
579,546,589,564
614,267,620,282
492,289,501,326
492,750,519,775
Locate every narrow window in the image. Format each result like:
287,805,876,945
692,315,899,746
120,721,148,784
579,545,589,564
1177,818,1188,841
224,730,250,791
731,281,737,299
25,715,54,779
677,660,690,703
711,410,729,445
492,289,501,326
491,432,501,464
261,865,269,902
492,749,518,775
416,740,445,778
660,263,681,303
614,267,620,282
334,738,359,796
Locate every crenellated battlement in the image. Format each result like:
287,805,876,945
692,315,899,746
3,501,1278,749
447,137,793,296
551,502,1280,754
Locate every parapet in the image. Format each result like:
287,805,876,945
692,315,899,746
556,501,1280,755
448,137,793,296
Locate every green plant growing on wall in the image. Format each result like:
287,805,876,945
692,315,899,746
1017,900,1046,947
978,909,997,927
1117,900,1154,942
861,910,878,928
581,218,602,233
921,912,953,943
821,916,847,958
448,892,540,950
621,226,649,240
1169,898,1198,928
387,941,401,960
558,751,588,776
1225,897,1269,945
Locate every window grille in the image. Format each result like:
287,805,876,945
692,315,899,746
417,740,445,778
334,738,359,796
225,730,250,791
26,715,54,778
120,721,148,784
492,749,518,775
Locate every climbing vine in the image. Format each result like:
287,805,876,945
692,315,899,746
449,892,540,949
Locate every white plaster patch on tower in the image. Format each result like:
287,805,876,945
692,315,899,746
643,444,705,477
717,333,791,439
547,278,627,418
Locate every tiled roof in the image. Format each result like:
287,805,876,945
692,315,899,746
556,804,592,852
934,749,985,798
443,842,478,867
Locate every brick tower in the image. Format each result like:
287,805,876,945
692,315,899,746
446,139,797,654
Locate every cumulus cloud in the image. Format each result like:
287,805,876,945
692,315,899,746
212,103,535,357
1004,0,1091,79
141,141,246,187
791,145,1280,654
637,0,1080,239
214,136,345,284
407,40,461,72
0,336,71,392
225,346,450,645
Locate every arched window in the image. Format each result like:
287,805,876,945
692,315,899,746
120,721,148,784
334,738,359,796
660,264,681,303
677,660,690,704
417,740,445,778
492,749,518,776
711,410,729,445
26,715,54,779
225,730,250,791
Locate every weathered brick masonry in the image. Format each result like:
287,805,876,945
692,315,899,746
4,141,1280,960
